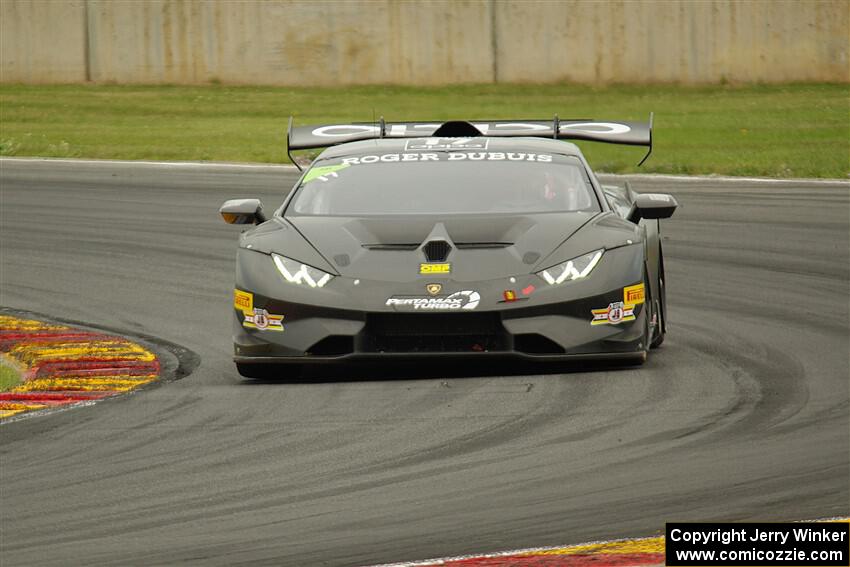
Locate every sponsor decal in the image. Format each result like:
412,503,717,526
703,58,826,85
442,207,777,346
243,308,284,331
341,152,552,166
234,289,253,313
302,163,350,183
426,283,443,295
591,301,635,326
559,122,631,136
310,122,632,138
521,284,535,296
623,283,645,305
386,290,480,311
404,138,489,151
420,263,451,274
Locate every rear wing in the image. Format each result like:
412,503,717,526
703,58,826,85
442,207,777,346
286,114,653,167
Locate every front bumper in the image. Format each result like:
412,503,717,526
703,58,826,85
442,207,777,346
232,244,649,364
233,297,648,362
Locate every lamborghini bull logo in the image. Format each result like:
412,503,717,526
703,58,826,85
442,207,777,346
386,290,480,311
426,283,442,295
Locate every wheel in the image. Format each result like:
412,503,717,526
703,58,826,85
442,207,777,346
651,245,666,348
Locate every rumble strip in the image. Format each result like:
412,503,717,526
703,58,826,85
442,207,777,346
0,315,159,421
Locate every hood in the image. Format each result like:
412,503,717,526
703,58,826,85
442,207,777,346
281,213,597,282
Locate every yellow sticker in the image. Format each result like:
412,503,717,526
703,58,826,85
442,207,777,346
624,283,645,305
420,263,451,274
234,289,253,313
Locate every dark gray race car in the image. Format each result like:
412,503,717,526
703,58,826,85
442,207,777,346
220,118,677,377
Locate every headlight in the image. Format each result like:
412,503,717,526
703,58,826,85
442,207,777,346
537,249,603,285
272,253,334,288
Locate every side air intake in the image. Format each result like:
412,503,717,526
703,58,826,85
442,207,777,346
423,240,451,262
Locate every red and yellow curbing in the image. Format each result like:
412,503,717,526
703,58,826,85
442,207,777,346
0,315,159,420
371,518,849,567
372,537,665,567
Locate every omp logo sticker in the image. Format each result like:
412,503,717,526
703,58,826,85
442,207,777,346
624,283,645,305
242,308,284,331
0,315,159,421
591,301,635,325
234,289,253,313
420,263,451,274
386,290,480,311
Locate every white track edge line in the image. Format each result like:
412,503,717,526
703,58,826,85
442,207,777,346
364,516,850,567
2,157,847,184
599,172,848,185
0,157,299,170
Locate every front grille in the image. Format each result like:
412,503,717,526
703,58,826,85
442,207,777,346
423,240,451,262
362,313,508,353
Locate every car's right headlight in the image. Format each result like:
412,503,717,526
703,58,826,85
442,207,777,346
536,249,604,285
272,253,334,288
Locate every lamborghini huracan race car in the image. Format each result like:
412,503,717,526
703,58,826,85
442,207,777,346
221,117,677,377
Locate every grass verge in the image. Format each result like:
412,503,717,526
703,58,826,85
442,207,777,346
0,363,21,392
1,83,847,178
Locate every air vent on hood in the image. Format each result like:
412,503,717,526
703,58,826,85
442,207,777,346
454,242,512,250
423,240,451,262
362,243,420,251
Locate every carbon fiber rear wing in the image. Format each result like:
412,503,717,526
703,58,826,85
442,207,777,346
286,114,653,167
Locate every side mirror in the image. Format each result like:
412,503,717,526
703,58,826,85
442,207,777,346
627,193,678,223
220,199,267,225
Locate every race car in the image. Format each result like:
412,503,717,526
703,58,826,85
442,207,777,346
220,117,677,377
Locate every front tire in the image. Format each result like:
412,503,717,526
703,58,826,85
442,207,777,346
651,246,667,348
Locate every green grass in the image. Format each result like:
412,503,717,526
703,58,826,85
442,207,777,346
1,83,848,178
0,364,21,392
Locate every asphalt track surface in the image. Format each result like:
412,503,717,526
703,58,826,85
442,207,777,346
1,159,848,566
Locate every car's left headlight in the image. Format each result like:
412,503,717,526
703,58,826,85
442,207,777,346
272,253,334,288
537,249,603,285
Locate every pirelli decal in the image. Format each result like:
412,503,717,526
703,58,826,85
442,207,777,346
624,283,645,305
234,289,253,313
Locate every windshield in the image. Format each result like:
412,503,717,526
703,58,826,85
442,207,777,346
288,151,599,216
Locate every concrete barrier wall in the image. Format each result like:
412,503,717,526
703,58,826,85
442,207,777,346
2,0,847,85
1,0,88,83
